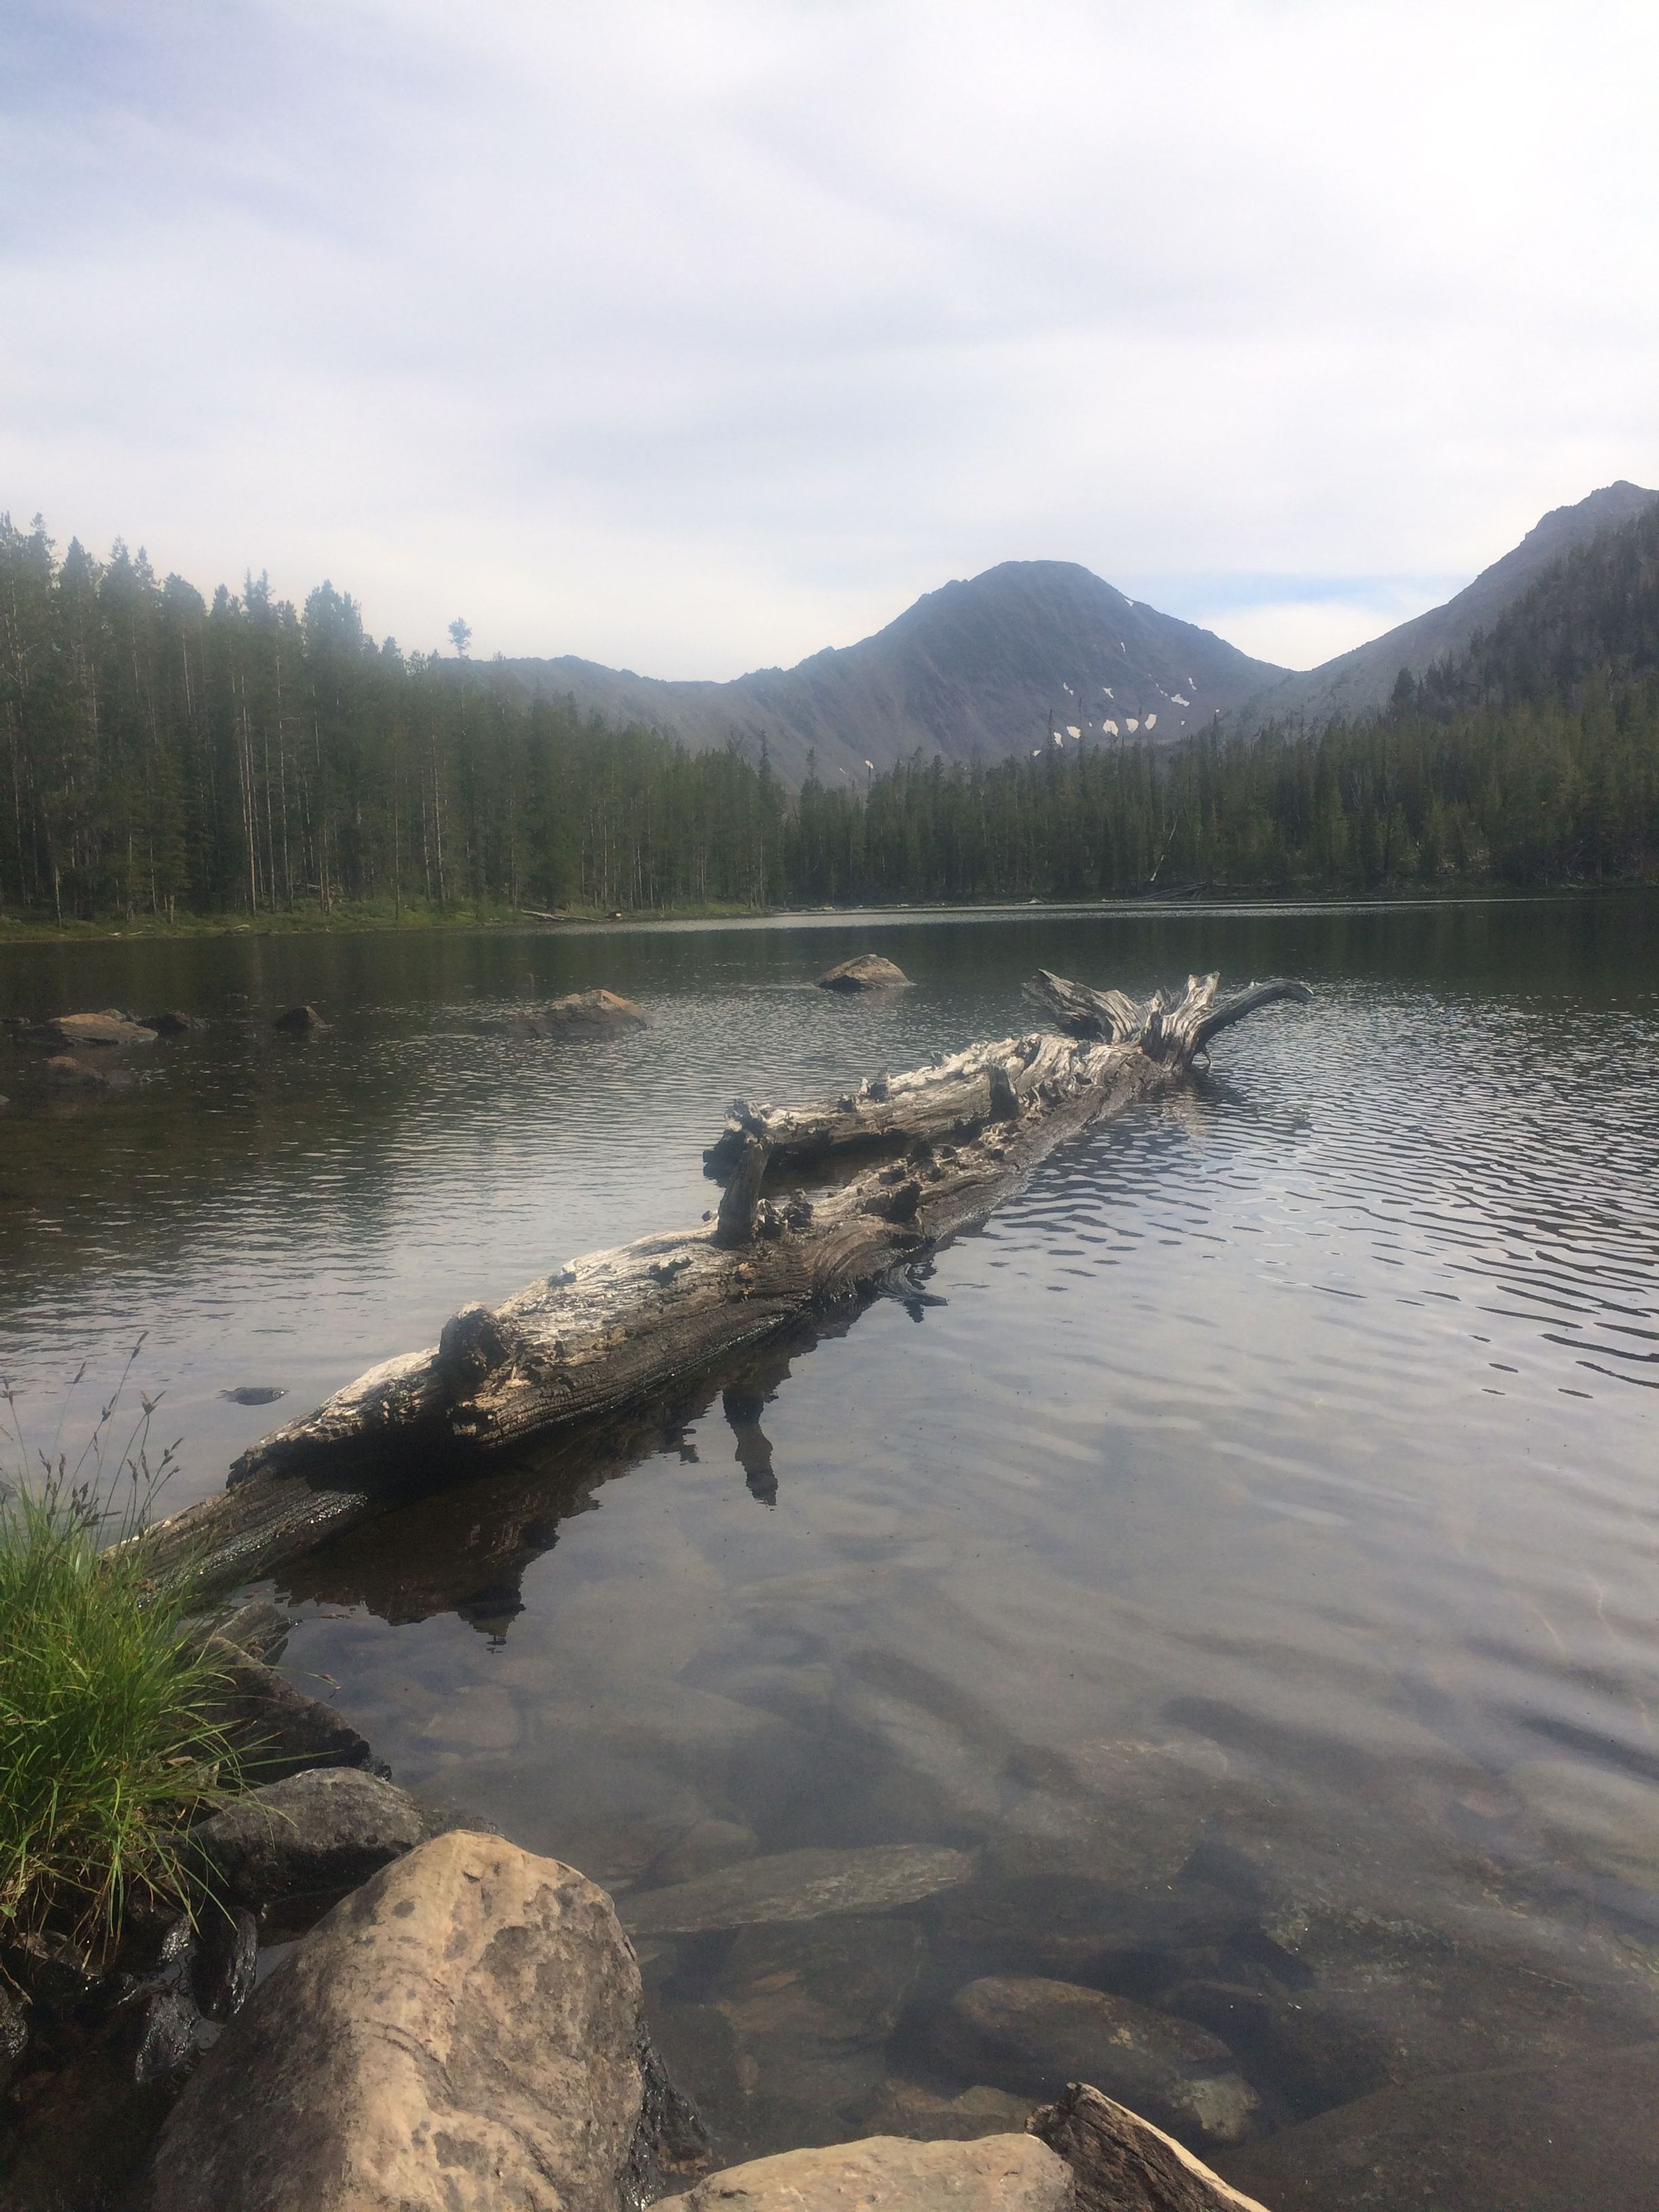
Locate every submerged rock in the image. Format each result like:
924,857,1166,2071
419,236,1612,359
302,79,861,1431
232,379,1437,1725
938,1874,1244,1977
189,1769,460,1910
868,2080,1034,2142
648,1816,760,1888
272,1003,328,1033
140,1831,699,2212
703,1915,930,2153
655,2132,1071,2212
1030,2081,1268,2212
524,987,648,1032
1240,1893,1659,2117
816,954,911,993
1218,2039,1659,2212
1509,1755,1659,1889
626,1843,976,1937
42,1052,116,1090
939,1976,1261,2151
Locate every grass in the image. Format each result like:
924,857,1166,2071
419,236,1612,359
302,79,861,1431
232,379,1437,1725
0,1344,240,1961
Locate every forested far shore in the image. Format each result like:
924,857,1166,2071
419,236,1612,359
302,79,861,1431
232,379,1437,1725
3,511,1657,926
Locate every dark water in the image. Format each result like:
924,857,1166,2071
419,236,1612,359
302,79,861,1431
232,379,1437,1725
3,898,1658,2196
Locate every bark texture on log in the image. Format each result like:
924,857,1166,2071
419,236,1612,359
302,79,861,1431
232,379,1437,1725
143,971,1307,1593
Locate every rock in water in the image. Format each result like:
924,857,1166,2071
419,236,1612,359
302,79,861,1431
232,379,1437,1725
1029,2082,1269,2212
940,1977,1261,2151
137,1010,197,1034
816,953,911,992
42,1053,114,1090
625,1842,976,1936
655,2133,1071,2212
140,1832,699,2212
18,1010,157,1049
203,1641,375,1780
272,1004,328,1033
188,1769,455,1909
526,987,649,1032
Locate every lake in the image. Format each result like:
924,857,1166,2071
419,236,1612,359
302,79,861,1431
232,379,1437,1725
3,896,1657,2200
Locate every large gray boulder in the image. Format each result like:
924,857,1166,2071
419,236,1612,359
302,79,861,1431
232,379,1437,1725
1030,2082,1269,2212
141,1831,703,2212
816,953,910,992
625,1842,974,1937
655,2132,1070,2212
940,1977,1260,2151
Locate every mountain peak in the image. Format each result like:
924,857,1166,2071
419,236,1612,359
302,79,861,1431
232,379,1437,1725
506,558,1286,783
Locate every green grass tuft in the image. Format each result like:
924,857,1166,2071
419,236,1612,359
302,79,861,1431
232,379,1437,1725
0,1348,241,1958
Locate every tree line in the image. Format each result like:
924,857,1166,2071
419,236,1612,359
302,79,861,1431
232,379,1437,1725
2,510,1655,924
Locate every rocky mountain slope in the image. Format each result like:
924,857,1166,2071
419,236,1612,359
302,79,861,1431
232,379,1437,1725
1225,481,1659,732
503,561,1288,786
502,483,1659,781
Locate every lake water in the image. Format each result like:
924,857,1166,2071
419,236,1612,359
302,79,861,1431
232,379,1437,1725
3,898,1658,2202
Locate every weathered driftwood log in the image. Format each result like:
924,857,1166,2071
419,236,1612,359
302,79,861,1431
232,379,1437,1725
143,972,1307,1593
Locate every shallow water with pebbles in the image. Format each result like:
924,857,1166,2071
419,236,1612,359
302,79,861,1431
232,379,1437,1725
3,896,1657,2194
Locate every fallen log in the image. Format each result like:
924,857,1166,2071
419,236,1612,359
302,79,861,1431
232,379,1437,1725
143,970,1308,1593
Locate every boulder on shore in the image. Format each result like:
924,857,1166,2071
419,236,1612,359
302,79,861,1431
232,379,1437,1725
140,1831,704,2212
524,986,648,1032
816,953,911,993
273,1003,329,1033
18,1010,157,1049
655,2132,1071,2212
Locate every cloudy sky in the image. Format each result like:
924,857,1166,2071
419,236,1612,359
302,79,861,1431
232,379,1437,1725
5,1,1656,677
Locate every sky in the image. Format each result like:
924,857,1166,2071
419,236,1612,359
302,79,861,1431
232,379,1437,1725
4,1,1656,679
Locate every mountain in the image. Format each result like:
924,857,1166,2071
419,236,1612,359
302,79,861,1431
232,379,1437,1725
503,560,1288,786
1227,481,1659,732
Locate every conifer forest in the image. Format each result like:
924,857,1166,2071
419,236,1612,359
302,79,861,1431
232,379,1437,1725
3,509,1656,925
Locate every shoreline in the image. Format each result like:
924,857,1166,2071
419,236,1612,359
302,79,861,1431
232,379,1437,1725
0,879,1641,948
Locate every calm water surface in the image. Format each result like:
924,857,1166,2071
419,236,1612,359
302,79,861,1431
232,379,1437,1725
3,898,1657,2193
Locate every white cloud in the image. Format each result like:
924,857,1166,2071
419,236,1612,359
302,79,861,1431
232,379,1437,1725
3,0,1656,674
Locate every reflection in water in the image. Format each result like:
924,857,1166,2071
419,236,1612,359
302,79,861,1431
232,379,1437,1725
3,896,1659,2195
